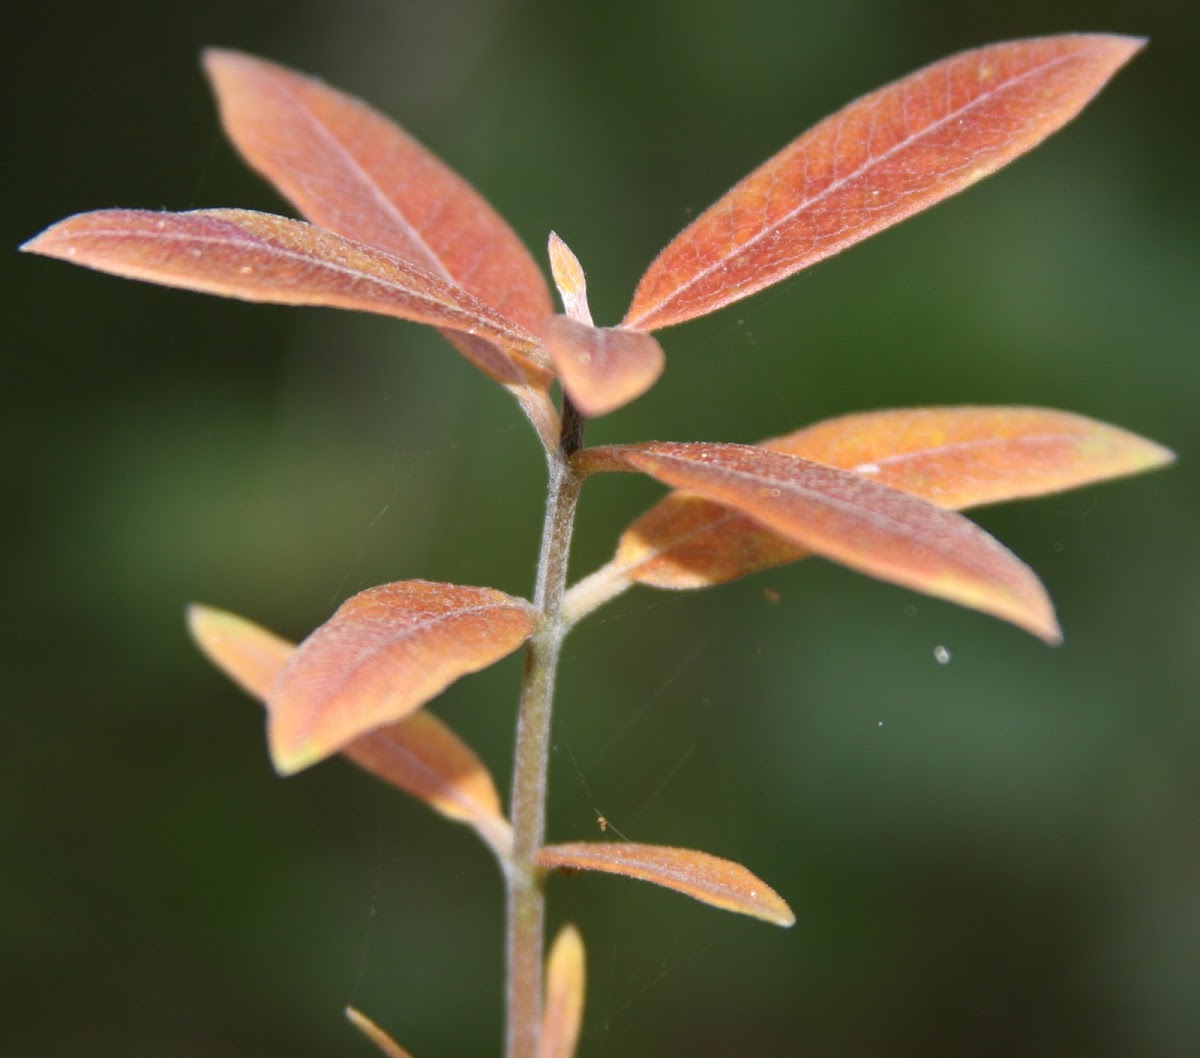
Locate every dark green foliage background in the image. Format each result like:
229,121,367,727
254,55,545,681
5,1,1198,1056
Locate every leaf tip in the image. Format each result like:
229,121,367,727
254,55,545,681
19,222,67,258
771,903,797,929
547,231,592,325
200,45,257,83
266,726,317,777
345,1006,416,1058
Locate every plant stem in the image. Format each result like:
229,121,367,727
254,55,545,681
505,399,586,1058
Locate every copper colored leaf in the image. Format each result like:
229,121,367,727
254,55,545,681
342,711,512,859
21,209,547,383
539,924,586,1058
577,442,1059,642
614,407,1175,589
268,580,537,775
624,35,1144,331
541,315,665,417
203,49,552,334
537,842,794,927
186,604,512,855
203,49,554,401
345,1007,417,1058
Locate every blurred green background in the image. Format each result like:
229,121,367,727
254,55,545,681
5,1,1198,1056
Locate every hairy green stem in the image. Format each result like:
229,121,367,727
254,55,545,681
505,399,586,1058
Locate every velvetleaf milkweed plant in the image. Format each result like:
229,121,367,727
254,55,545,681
23,33,1173,1058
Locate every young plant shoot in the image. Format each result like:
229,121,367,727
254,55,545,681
24,33,1172,1058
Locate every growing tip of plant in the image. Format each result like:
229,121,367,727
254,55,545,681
547,232,592,326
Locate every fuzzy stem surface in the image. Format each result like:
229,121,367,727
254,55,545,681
505,399,586,1058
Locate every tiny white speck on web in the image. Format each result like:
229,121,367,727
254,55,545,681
933,644,952,665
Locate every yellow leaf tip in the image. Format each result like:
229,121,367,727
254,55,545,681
267,737,317,777
345,1006,416,1058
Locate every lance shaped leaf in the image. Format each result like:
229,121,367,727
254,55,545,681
537,842,794,928
541,315,665,417
204,48,552,332
345,1007,417,1058
185,604,513,857
204,50,555,401
624,34,1144,331
539,924,586,1058
576,441,1060,643
264,580,537,776
612,407,1176,589
21,209,548,383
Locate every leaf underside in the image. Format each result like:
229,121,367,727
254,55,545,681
204,49,552,331
185,604,512,852
578,440,1061,642
537,842,795,927
21,209,549,385
614,407,1175,590
204,49,554,395
259,580,536,775
624,34,1145,331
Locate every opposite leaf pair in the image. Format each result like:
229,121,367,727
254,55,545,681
187,600,795,928
21,41,1168,655
24,36,1150,432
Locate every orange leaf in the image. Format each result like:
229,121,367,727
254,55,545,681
186,603,292,701
265,580,536,775
203,49,552,335
21,209,548,385
613,407,1176,589
345,1007,417,1058
541,315,665,417
576,441,1060,642
624,35,1144,331
341,712,512,859
539,924,586,1058
186,604,513,856
537,842,794,927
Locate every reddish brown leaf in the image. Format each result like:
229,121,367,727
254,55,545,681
539,924,586,1058
186,604,513,856
541,315,665,417
624,35,1144,331
203,49,552,334
537,842,794,927
345,1007,417,1058
267,581,537,775
21,209,549,385
611,407,1176,590
575,441,1060,642
203,49,555,404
